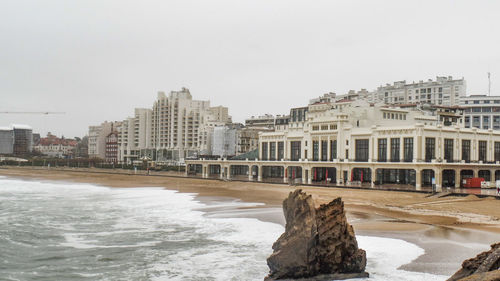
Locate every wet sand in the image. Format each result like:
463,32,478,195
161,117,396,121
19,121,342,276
1,167,500,276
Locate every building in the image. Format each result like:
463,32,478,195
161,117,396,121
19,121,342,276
105,131,119,163
245,114,276,129
12,125,33,155
376,76,466,106
118,108,152,164
88,121,121,159
461,95,500,130
187,99,500,191
0,127,14,155
34,133,77,158
211,126,238,157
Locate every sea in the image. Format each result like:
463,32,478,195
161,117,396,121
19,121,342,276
0,176,448,281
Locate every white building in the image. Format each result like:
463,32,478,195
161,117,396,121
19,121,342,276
211,126,238,157
376,76,466,106
118,108,152,164
461,95,500,130
187,99,500,190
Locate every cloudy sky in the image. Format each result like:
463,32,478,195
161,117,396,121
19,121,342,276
1,0,499,137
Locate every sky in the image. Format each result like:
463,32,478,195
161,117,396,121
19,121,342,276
1,0,500,138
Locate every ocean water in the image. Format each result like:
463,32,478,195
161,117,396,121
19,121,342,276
0,176,447,281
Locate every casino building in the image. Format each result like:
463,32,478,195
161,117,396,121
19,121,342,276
186,100,500,191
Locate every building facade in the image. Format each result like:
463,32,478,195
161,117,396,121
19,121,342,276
88,121,121,159
376,76,466,106
187,100,500,191
461,95,500,130
34,133,77,158
105,131,119,163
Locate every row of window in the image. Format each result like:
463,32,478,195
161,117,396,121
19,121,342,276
262,138,500,163
383,112,407,120
464,100,500,104
312,124,338,131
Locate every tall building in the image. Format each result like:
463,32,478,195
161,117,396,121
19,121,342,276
118,108,152,163
0,127,14,155
12,125,33,155
376,76,466,106
461,95,500,130
150,88,230,163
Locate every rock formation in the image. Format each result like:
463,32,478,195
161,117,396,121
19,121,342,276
265,189,368,281
448,243,500,281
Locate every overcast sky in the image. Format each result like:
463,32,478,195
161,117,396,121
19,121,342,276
1,0,500,138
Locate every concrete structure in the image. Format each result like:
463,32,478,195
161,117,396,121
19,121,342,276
88,121,121,159
187,99,500,191
12,125,33,155
33,133,77,158
245,114,276,129
118,108,152,164
376,76,466,106
461,95,500,130
0,127,14,155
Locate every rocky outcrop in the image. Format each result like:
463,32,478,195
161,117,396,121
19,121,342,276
448,243,500,281
265,189,368,280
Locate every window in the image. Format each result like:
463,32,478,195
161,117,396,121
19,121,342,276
269,142,276,160
312,126,319,131
321,125,328,130
355,139,369,162
378,138,387,162
313,141,319,161
425,138,435,162
462,140,470,163
495,142,500,163
321,140,327,161
473,116,480,128
261,142,268,160
479,141,487,162
404,137,413,162
390,138,400,162
330,140,337,160
444,139,453,162
483,116,490,129
277,142,284,160
291,141,301,161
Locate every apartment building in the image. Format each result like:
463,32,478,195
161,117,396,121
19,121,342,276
376,76,466,106
88,121,121,159
118,108,152,163
461,95,500,130
187,99,500,191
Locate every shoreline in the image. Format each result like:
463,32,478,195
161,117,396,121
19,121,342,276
1,167,500,276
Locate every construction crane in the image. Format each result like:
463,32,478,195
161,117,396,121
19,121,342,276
0,111,66,115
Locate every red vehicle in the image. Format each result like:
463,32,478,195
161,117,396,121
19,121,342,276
463,177,485,188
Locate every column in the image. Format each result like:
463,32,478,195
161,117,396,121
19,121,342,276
283,166,288,183
370,168,375,188
185,164,189,176
455,169,461,188
327,136,331,162
303,169,308,184
220,166,224,179
307,169,312,185
257,165,262,182
434,168,442,192
226,165,231,180
336,167,342,184
415,169,421,191
248,165,253,181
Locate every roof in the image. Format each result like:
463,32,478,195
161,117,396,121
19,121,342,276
37,137,77,147
230,149,259,160
11,124,32,130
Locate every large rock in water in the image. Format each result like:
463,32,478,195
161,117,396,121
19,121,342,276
265,189,368,280
448,243,500,281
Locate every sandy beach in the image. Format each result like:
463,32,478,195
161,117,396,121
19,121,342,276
1,166,499,276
